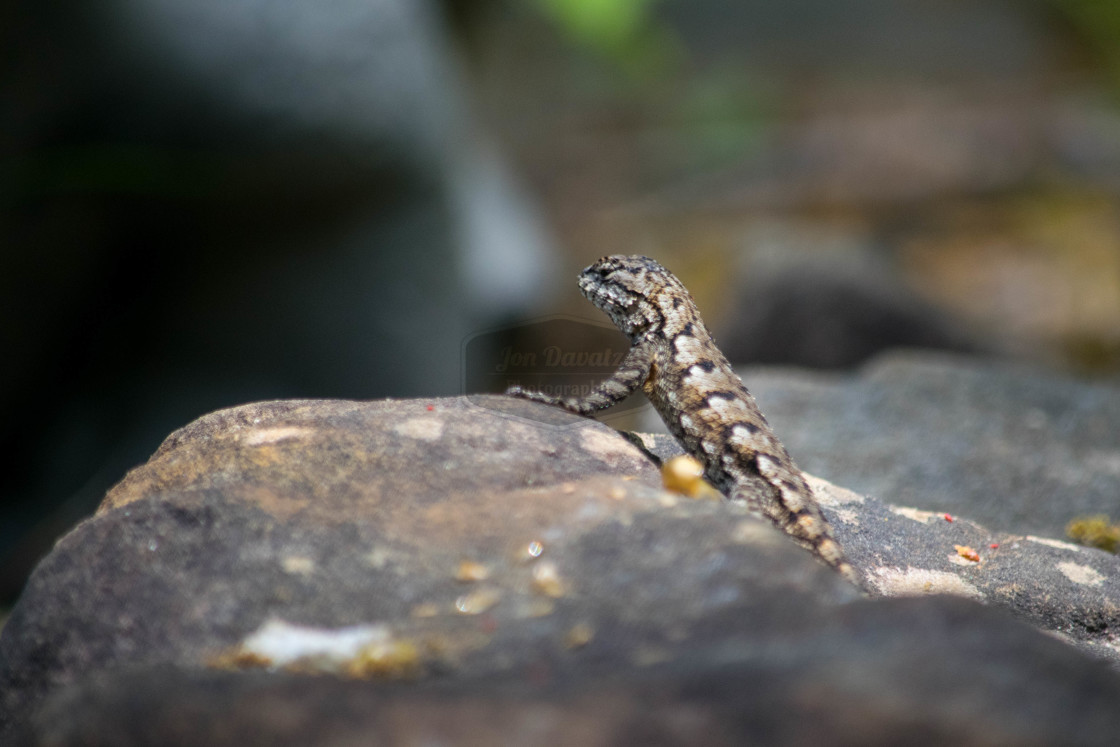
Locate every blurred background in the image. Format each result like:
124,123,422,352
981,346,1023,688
3,0,1120,610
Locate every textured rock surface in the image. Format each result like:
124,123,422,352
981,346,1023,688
644,351,1120,539
637,435,1120,665
20,600,1120,747
3,394,1120,744
717,247,987,369
639,352,1120,662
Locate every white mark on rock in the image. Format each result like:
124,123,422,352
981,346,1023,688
1056,561,1105,587
281,556,316,576
240,618,392,670
243,426,316,446
366,547,394,569
1084,450,1120,476
804,474,865,506
870,566,984,600
1026,536,1083,553
393,418,444,441
730,519,779,545
889,506,942,524
828,506,861,525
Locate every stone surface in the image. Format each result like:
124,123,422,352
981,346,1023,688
19,598,1120,747
643,351,1120,539
0,396,854,739
638,432,1120,665
717,245,988,369
3,394,1120,744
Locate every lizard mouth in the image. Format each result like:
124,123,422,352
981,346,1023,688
578,271,633,309
580,283,632,313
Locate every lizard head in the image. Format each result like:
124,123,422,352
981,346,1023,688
578,255,692,340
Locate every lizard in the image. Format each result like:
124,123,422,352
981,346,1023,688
507,254,860,586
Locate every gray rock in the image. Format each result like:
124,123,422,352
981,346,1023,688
21,599,1120,747
3,396,1120,744
0,397,849,737
637,430,1120,665
717,242,990,369
642,351,1120,539
745,351,1120,539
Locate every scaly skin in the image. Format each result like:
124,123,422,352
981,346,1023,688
508,255,859,586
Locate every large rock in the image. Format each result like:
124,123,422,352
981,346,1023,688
641,352,1120,662
3,395,1120,744
632,442,1120,666
644,351,1120,539
717,245,988,369
19,600,1120,747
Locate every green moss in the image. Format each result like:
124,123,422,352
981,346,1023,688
1066,514,1120,554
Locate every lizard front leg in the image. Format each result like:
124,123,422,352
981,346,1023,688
507,341,655,415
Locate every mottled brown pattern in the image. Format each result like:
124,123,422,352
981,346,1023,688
509,255,859,585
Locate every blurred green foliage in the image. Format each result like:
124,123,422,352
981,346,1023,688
1050,0,1120,95
534,0,653,48
525,0,770,163
530,0,678,77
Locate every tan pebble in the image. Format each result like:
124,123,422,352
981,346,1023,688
345,639,421,679
661,455,703,493
565,623,594,649
529,598,556,617
366,547,392,569
531,560,566,598
954,545,981,562
281,556,315,576
208,649,273,671
410,603,440,619
661,455,721,501
731,520,771,544
455,560,491,582
455,587,502,615
633,646,672,667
